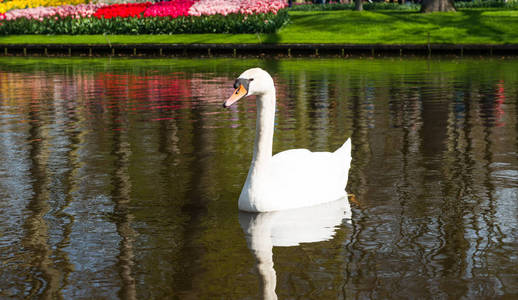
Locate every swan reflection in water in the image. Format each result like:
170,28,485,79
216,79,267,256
239,199,352,300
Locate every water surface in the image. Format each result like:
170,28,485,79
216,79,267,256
0,57,517,299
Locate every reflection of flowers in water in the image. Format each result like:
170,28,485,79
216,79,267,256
495,81,506,127
95,73,193,114
190,76,247,128
0,70,253,124
0,70,203,125
190,76,233,103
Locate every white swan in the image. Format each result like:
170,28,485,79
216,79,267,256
224,68,351,212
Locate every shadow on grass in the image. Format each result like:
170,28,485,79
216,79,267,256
286,10,517,44
262,33,281,44
375,10,509,43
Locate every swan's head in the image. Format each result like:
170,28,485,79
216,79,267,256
223,68,274,108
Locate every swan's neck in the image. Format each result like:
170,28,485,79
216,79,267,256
251,91,276,167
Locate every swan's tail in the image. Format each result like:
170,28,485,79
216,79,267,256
334,138,351,157
334,138,352,188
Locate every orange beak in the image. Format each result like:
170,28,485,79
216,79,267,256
223,84,248,108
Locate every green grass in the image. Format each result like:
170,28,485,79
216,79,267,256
1,10,517,45
281,10,518,44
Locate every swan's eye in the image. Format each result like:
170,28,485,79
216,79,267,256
233,78,251,94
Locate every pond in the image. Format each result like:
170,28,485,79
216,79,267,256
0,57,516,299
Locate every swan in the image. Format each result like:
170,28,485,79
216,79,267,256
224,68,351,212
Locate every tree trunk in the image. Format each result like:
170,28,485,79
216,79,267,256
420,0,456,12
354,0,363,11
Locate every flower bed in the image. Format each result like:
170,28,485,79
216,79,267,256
0,0,88,14
0,0,288,34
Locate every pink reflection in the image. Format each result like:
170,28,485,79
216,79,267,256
190,76,234,104
495,81,505,127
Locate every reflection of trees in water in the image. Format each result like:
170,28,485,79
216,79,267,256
340,68,518,298
7,73,92,298
169,98,210,296
109,102,137,300
348,74,371,201
23,100,60,298
51,90,83,297
439,79,518,296
427,76,470,297
155,114,190,297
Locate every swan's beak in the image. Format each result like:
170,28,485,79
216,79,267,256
223,84,247,108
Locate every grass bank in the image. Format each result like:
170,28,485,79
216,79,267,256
1,10,517,45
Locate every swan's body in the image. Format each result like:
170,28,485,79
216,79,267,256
239,141,351,212
224,68,351,213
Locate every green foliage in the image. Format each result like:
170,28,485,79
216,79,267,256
287,1,518,11
287,2,420,11
0,11,289,35
455,0,518,9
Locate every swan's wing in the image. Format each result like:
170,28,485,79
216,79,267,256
270,148,348,187
268,148,349,208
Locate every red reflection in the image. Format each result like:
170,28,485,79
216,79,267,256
495,81,505,127
95,73,192,111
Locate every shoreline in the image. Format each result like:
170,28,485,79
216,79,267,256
1,42,517,57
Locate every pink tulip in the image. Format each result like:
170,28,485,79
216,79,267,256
188,0,286,17
144,0,194,18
